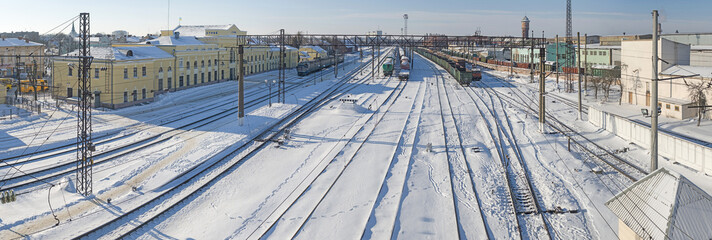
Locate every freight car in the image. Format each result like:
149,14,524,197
400,56,410,70
417,48,472,86
472,68,482,81
297,55,345,76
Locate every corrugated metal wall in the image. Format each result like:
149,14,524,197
589,107,712,175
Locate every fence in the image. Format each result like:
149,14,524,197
588,106,712,175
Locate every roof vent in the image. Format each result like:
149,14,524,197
126,50,133,57
174,31,180,39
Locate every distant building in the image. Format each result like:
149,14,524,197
299,46,328,62
366,30,383,36
606,168,712,240
599,34,652,46
69,24,78,38
521,16,530,39
0,31,40,42
0,37,45,79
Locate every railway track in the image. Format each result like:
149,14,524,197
0,55,363,161
239,51,400,239
69,49,393,240
480,74,648,182
466,81,553,239
428,58,491,239
0,55,371,194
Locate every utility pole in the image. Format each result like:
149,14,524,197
584,34,588,95
577,32,582,120
238,45,244,126
76,12,94,196
539,45,546,132
510,48,513,77
279,29,285,104
556,35,559,86
530,39,534,83
371,46,375,81
651,10,659,171
334,36,338,78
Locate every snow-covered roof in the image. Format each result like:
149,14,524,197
660,65,712,78
145,36,207,46
0,38,42,47
61,46,173,61
126,36,141,43
606,168,712,240
173,25,240,37
591,64,617,70
690,45,712,51
522,16,530,22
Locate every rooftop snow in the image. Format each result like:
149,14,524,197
0,38,42,47
60,46,173,60
661,65,712,78
606,168,712,240
145,36,207,46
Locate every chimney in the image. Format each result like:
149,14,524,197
174,31,180,39
25,39,29,43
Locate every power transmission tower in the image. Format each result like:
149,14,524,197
76,12,94,196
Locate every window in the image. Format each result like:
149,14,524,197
214,71,217,80
214,59,218,66
124,91,128,103
179,58,184,68
675,106,680,111
208,60,211,67
194,74,198,85
68,67,73,76
601,51,607,56
142,66,146,76
167,77,172,89
208,72,211,82
158,78,164,90
124,68,128,79
221,70,224,80
133,90,137,101
201,73,204,83
666,104,671,109
159,67,163,73
133,67,138,78
142,88,146,99
168,66,172,72
95,68,100,78
201,60,205,67
186,75,190,86
194,61,197,68
179,76,184,87
67,87,73,98
187,62,190,70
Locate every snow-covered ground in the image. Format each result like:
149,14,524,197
1,49,710,239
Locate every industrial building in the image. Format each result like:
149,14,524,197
52,45,174,108
620,38,712,120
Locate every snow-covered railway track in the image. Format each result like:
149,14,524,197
0,57,368,194
68,50,392,240
0,57,360,172
427,60,491,239
468,83,554,240
480,76,648,182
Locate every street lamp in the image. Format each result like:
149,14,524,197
265,79,271,107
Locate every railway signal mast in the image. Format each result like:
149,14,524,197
76,12,94,196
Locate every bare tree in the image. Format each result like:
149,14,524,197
683,78,712,126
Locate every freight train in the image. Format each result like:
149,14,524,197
417,48,473,85
297,55,345,76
